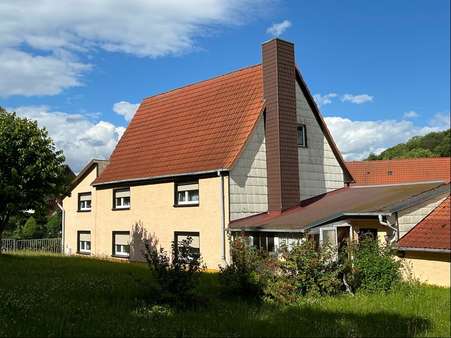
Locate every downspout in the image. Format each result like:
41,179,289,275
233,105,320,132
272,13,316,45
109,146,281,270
56,201,65,255
378,214,398,244
217,170,226,265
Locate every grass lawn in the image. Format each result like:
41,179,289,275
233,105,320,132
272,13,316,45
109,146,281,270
0,254,450,337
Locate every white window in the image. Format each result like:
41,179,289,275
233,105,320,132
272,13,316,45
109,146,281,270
114,188,130,209
78,193,92,211
78,231,91,254
297,124,307,147
175,232,200,258
176,182,199,206
113,232,130,257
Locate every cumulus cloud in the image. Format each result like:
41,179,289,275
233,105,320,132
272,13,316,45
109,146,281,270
113,101,140,121
325,115,448,160
403,110,419,119
266,20,292,37
10,105,125,172
313,93,337,107
0,0,267,97
341,94,373,104
0,49,90,97
429,112,450,129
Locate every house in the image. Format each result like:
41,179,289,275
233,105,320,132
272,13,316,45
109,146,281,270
346,158,450,286
62,39,450,285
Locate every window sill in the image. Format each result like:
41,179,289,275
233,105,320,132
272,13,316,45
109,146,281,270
112,207,130,211
111,254,130,259
173,203,199,208
77,209,92,213
297,145,307,148
77,251,91,256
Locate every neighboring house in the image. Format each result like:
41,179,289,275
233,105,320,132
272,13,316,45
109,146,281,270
63,39,450,286
398,196,450,287
346,158,451,286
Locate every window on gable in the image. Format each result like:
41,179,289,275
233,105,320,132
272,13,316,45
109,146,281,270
112,231,130,258
297,124,307,147
175,182,199,206
77,231,91,254
113,188,130,209
78,193,92,211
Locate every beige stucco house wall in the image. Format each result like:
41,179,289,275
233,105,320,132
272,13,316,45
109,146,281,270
63,170,230,269
63,166,97,256
402,252,450,287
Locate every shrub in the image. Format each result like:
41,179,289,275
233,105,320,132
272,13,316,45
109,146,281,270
219,235,275,298
144,234,205,308
264,240,344,303
350,238,402,293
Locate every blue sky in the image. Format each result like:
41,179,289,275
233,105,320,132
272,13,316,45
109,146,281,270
1,0,449,171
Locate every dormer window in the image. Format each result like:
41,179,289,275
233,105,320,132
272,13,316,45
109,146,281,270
297,124,307,147
113,188,130,210
175,182,199,206
78,193,92,212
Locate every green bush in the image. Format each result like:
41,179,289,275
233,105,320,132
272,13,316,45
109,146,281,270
350,238,402,293
144,235,205,308
219,235,275,298
264,240,344,304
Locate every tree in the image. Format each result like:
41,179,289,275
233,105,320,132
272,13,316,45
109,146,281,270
0,107,66,249
20,216,40,239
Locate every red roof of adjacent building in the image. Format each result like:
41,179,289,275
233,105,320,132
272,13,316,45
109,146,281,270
346,157,451,186
398,196,451,251
94,65,264,184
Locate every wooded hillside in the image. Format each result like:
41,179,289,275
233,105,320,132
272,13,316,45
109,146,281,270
367,129,450,160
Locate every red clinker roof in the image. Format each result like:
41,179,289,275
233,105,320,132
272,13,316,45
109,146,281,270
346,157,451,185
398,196,451,250
94,64,264,184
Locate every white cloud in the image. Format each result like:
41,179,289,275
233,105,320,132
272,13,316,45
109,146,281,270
341,94,374,104
113,101,140,121
313,93,337,107
403,110,419,119
429,112,450,129
10,105,125,172
266,20,292,37
0,49,90,97
326,115,448,160
0,0,267,97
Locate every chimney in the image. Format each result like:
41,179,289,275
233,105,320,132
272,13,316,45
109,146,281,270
262,39,300,211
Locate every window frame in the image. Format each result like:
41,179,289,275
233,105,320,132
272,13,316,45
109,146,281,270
77,192,92,212
297,124,307,148
112,231,130,258
174,181,199,207
112,188,131,210
174,231,200,258
77,230,91,255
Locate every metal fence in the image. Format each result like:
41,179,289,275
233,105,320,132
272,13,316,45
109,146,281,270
1,238,62,254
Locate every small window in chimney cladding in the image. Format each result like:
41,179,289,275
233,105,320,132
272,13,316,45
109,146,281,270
297,124,307,147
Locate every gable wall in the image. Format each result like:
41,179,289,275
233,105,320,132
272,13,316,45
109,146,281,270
397,195,447,238
296,83,345,201
229,116,268,221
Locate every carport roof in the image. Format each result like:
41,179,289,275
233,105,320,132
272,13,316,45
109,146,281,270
229,182,450,232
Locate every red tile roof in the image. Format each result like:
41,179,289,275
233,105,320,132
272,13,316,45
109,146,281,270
94,65,264,184
398,196,451,251
346,158,451,186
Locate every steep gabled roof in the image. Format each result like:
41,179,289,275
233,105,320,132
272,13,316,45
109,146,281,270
69,159,109,192
346,157,451,185
398,195,450,251
93,64,351,186
94,65,264,185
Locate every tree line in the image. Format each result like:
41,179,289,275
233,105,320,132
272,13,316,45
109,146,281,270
367,128,450,160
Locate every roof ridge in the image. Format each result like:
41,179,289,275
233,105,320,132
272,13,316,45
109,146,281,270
142,63,262,102
346,157,450,164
